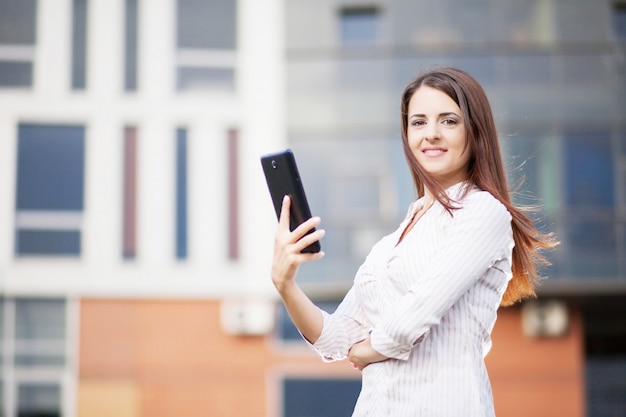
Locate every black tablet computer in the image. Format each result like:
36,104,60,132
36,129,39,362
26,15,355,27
260,149,321,253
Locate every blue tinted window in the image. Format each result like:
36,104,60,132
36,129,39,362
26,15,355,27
175,0,237,92
15,124,85,257
340,7,379,44
564,134,614,207
16,125,85,210
613,4,626,41
283,378,361,417
176,128,188,259
16,231,81,256
177,67,235,91
124,0,138,91
0,0,36,87
177,0,236,49
18,383,61,417
0,0,37,44
0,62,32,87
72,0,88,89
587,358,626,415
16,299,66,340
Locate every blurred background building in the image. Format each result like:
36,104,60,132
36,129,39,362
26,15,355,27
0,0,624,416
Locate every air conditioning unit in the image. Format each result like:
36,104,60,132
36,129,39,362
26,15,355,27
220,298,276,336
521,299,569,338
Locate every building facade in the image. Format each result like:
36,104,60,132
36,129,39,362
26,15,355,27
0,0,624,416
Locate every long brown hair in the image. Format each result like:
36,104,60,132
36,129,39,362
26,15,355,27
400,67,557,306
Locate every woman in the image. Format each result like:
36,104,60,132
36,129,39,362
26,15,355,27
271,67,556,416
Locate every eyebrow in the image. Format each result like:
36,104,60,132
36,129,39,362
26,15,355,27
409,112,461,119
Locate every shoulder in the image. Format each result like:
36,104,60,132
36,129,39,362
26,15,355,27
457,189,512,224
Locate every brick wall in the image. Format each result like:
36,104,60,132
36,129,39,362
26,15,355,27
78,299,585,417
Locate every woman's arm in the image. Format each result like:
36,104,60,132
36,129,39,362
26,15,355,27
370,193,514,360
272,196,326,344
348,335,389,371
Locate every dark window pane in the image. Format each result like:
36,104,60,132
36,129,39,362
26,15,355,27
16,230,81,256
586,358,626,417
123,127,138,259
177,0,236,49
340,7,379,44
16,124,85,210
227,129,239,259
176,67,235,91
0,61,32,87
283,378,361,417
615,4,626,41
71,0,88,89
15,353,65,367
124,0,138,91
176,128,188,259
566,220,618,277
0,0,37,44
564,134,614,207
16,299,66,340
0,298,4,341
18,383,61,417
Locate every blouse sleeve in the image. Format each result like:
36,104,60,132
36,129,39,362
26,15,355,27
370,192,514,360
308,287,372,362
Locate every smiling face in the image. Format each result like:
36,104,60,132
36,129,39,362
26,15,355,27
406,86,471,190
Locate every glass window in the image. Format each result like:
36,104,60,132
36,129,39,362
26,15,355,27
0,0,36,87
176,128,188,259
15,299,66,341
123,126,138,259
282,377,361,417
564,134,614,208
563,133,618,277
15,299,66,367
340,6,380,45
176,67,235,91
175,0,237,92
15,230,81,256
0,298,68,417
18,383,61,417
15,124,85,256
124,0,138,91
586,358,626,417
16,125,85,210
583,296,626,417
177,0,236,49
71,0,88,90
614,2,626,41
227,129,239,260
0,0,37,44
0,62,32,87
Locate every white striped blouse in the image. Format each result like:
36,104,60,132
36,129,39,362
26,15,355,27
310,181,515,417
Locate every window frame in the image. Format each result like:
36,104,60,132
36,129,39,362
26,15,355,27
14,123,86,257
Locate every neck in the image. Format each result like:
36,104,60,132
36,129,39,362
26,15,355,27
423,179,468,203
423,188,435,206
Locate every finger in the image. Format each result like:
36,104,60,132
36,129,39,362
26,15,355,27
291,216,322,241
278,195,291,229
296,231,325,252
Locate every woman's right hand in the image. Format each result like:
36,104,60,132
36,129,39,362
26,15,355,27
271,195,325,293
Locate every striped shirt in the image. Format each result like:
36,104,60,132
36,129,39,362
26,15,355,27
311,182,514,416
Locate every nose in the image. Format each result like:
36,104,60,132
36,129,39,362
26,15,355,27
424,122,440,141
